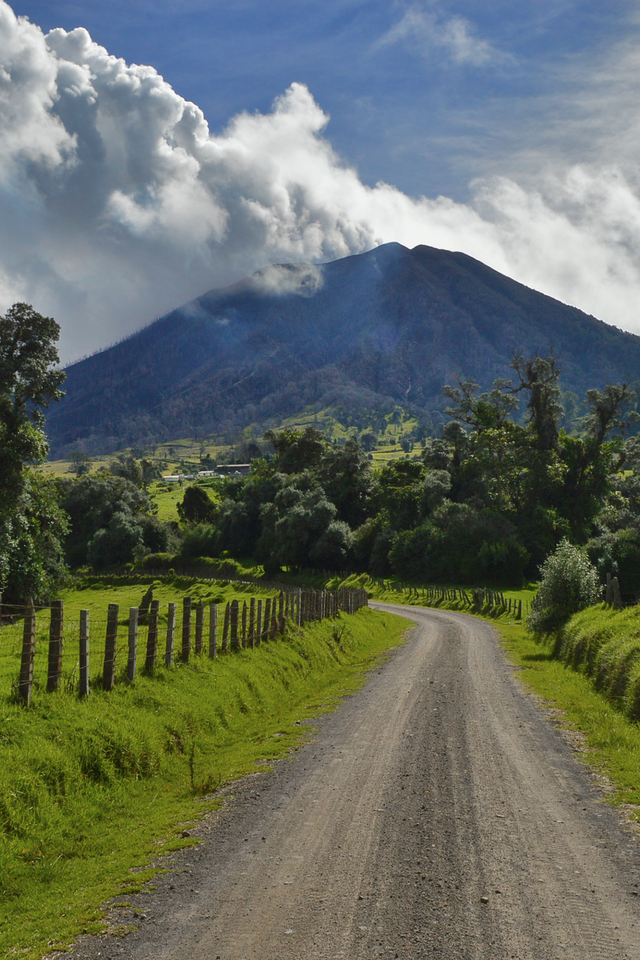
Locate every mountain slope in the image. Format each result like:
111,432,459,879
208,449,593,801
47,242,640,454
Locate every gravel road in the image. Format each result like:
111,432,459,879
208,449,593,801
60,604,640,960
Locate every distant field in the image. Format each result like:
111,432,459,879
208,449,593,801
42,402,425,479
40,454,112,477
276,405,423,463
151,482,190,521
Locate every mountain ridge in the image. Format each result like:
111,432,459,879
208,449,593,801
46,242,640,455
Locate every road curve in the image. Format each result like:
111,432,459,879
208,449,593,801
61,604,640,960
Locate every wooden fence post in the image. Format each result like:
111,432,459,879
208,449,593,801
47,599,64,693
222,602,230,653
249,598,256,648
208,603,217,659
278,592,285,633
612,576,623,609
18,599,36,705
145,600,159,672
79,609,90,697
127,607,138,683
103,603,119,691
181,597,192,663
165,602,176,667
139,586,153,624
241,601,247,648
256,599,263,646
230,600,239,651
262,599,271,643
195,599,204,655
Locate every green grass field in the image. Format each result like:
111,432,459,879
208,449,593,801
0,576,283,698
0,581,408,960
150,482,196,522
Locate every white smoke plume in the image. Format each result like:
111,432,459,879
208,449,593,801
250,263,325,298
2,1,640,363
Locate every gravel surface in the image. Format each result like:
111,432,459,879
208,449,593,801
54,604,640,960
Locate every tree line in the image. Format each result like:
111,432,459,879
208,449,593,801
175,358,638,592
2,304,640,603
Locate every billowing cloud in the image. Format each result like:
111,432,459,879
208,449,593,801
374,4,510,68
2,1,640,364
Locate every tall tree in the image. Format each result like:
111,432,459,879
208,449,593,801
511,354,562,451
0,304,66,600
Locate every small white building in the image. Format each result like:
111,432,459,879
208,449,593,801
162,474,195,483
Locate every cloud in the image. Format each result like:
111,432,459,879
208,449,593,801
374,4,510,68
2,1,640,364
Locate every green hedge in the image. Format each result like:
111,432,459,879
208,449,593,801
137,553,248,579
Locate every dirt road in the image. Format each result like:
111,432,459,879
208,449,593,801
63,604,640,960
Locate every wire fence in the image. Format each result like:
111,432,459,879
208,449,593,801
0,585,369,704
373,580,531,617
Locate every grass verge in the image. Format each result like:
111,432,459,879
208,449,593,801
0,604,408,959
358,574,640,825
498,621,640,817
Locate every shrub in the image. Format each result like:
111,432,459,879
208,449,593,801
138,552,173,571
180,523,220,559
528,538,602,634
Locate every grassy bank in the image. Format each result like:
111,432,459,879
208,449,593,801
558,605,640,721
0,599,407,959
499,620,640,815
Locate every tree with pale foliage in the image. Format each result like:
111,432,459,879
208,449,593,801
528,538,602,634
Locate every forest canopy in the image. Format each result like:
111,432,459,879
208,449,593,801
3,335,640,601
170,357,640,593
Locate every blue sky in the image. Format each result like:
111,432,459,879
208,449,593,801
3,1,640,360
9,0,631,199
